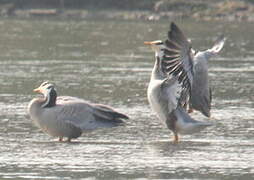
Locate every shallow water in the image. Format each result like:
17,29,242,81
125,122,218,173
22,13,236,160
0,18,253,179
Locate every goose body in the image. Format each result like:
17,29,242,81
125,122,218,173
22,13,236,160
28,82,128,142
145,22,212,142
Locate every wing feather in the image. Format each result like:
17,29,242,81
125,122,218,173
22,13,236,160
160,77,182,114
159,22,194,107
189,35,224,117
52,97,126,130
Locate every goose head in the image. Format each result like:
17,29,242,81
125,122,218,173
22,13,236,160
34,81,57,108
144,40,166,56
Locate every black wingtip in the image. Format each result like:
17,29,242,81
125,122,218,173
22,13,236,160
170,22,177,30
113,113,129,124
168,22,189,48
118,113,129,120
170,22,181,34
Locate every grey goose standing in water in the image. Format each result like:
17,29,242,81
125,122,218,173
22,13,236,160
144,22,212,143
189,35,225,117
28,82,128,142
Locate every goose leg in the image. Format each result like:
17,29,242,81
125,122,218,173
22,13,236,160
67,137,71,143
59,137,63,142
173,133,179,144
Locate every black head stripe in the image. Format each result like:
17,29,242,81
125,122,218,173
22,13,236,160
41,81,49,87
46,85,54,89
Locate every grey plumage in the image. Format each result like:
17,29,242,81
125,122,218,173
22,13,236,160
190,35,226,117
145,22,212,143
28,82,128,142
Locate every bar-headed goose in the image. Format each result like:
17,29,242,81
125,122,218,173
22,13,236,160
28,82,128,142
144,22,212,143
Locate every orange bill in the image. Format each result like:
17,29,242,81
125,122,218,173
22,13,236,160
144,41,155,45
33,88,41,93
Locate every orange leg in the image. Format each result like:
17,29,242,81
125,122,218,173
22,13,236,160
59,137,63,142
173,133,179,144
67,137,71,143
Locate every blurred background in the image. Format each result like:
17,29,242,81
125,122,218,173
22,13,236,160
0,0,254,21
0,0,253,180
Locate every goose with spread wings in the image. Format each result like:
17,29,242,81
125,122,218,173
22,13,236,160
27,82,128,142
145,22,212,143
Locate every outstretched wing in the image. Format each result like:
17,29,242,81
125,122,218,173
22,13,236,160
207,35,226,55
160,22,194,107
190,35,225,117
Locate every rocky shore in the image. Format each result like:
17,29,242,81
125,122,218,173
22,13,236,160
0,0,254,21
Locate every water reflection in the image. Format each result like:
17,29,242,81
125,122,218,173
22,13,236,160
0,18,253,179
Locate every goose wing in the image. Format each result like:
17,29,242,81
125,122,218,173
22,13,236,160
160,22,194,107
160,76,182,114
51,97,127,130
190,76,212,117
207,35,226,56
92,103,129,120
190,35,225,117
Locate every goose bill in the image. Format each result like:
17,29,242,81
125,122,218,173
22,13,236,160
144,41,161,45
33,88,41,93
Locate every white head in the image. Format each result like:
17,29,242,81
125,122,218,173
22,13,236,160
33,82,57,108
33,81,55,97
144,40,166,56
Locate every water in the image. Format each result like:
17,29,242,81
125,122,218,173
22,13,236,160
0,18,253,179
